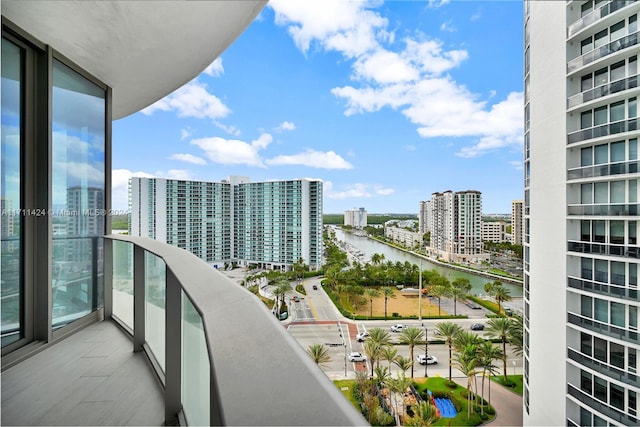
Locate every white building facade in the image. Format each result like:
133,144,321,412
511,199,525,245
130,176,323,271
344,208,367,228
384,226,423,249
425,190,488,263
482,221,508,243
525,1,640,425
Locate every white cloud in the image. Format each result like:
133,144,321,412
214,121,241,136
163,169,193,180
405,145,416,151
323,181,395,199
266,149,353,169
112,169,154,210
470,12,482,22
428,0,451,8
440,20,456,32
275,121,296,132
190,133,273,167
141,80,230,120
168,153,207,165
271,1,522,158
181,127,193,141
509,160,524,171
203,57,224,77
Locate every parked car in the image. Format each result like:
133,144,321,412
470,323,485,331
312,285,318,290
348,352,366,362
292,296,300,302
356,332,370,342
433,329,442,336
504,308,513,316
416,354,438,365
390,324,407,332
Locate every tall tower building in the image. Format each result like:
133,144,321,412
525,1,639,425
344,207,367,228
130,176,323,271
511,199,524,245
418,200,433,235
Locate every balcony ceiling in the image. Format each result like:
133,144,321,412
2,0,266,119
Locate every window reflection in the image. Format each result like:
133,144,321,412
51,59,105,328
1,39,22,347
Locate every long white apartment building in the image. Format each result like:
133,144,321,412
482,221,508,243
344,207,367,228
423,190,487,263
525,1,640,425
129,176,323,271
511,199,524,245
418,200,433,234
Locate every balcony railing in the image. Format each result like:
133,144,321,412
567,347,638,385
567,1,636,38
568,276,639,299
567,118,638,144
567,203,639,215
568,74,638,108
568,31,639,73
567,384,638,426
104,234,364,426
567,160,639,180
567,240,640,258
567,312,638,341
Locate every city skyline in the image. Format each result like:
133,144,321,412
112,0,524,214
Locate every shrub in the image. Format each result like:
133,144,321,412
485,407,495,415
392,312,399,318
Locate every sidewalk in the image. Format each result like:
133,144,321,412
452,377,523,427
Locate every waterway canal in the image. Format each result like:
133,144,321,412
331,227,523,298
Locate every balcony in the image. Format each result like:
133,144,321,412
567,31,639,73
567,239,640,257
567,312,638,341
567,203,639,215
567,160,639,180
568,74,638,109
567,347,637,385
567,384,638,426
568,276,639,299
568,1,636,38
567,118,638,144
2,235,364,426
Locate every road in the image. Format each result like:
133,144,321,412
285,277,523,381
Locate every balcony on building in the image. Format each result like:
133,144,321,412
1,2,364,426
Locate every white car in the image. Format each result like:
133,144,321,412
416,354,438,365
348,352,367,362
356,332,370,342
390,324,407,332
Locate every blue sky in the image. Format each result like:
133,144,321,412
112,0,524,214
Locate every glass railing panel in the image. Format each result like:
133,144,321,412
568,74,638,108
568,119,637,144
145,251,166,370
52,236,102,329
181,291,210,426
112,240,133,329
1,237,21,347
568,1,635,37
568,31,639,72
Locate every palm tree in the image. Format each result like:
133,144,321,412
428,285,447,316
381,346,399,370
486,317,512,382
399,327,425,378
448,285,467,316
494,284,512,314
454,344,478,419
371,253,385,265
364,288,380,318
307,343,331,366
508,314,524,356
385,374,412,424
374,365,390,383
435,322,461,381
453,330,482,352
380,287,396,320
405,401,440,427
393,356,413,376
478,341,502,410
363,340,381,378
368,327,392,368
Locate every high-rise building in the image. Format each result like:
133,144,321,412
418,200,433,235
426,190,487,263
130,176,323,271
525,1,639,425
511,199,524,245
344,207,367,228
482,221,508,243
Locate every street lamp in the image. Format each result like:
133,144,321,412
338,322,347,377
424,327,429,378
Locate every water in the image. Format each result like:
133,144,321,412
331,227,523,297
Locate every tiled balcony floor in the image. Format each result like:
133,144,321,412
1,320,164,426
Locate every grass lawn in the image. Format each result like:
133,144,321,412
352,288,449,318
491,374,523,395
333,380,358,409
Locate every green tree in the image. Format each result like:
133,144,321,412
393,356,413,376
494,285,513,315
381,346,399,370
486,317,512,382
374,365,390,383
435,322,462,381
365,288,381,318
385,374,412,424
368,327,392,369
405,401,440,427
363,340,381,378
428,285,447,316
509,314,524,356
454,344,479,418
380,287,396,320
306,343,331,366
478,340,502,411
371,252,385,265
399,327,425,378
